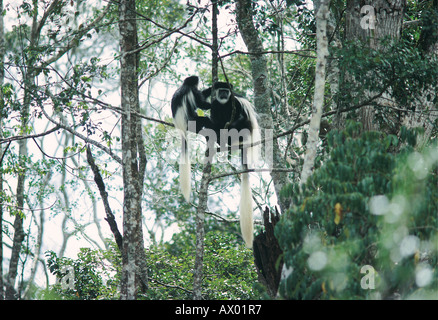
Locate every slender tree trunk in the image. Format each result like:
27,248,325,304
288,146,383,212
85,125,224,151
235,0,289,213
326,4,343,131
192,161,211,300
5,0,41,299
211,0,219,85
300,0,330,183
119,0,148,299
86,146,123,251
192,1,219,300
23,172,50,298
5,83,30,301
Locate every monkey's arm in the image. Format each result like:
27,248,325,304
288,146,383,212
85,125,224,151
191,88,211,110
201,87,212,99
195,93,212,110
192,116,214,133
229,114,251,130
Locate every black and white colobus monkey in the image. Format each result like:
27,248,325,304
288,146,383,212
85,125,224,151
171,76,213,202
204,82,260,248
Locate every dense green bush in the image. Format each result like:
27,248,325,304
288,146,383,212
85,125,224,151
42,248,119,300
147,231,258,300
276,121,437,299
41,231,258,300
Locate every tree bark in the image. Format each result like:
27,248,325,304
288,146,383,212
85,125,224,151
119,0,148,299
346,0,405,48
5,0,40,299
345,0,406,130
86,146,123,251
300,0,330,183
235,0,289,213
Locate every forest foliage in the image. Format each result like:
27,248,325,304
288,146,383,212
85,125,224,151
277,121,437,299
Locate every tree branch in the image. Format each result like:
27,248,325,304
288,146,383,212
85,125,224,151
40,106,122,164
220,49,316,59
0,125,60,145
132,5,212,49
149,277,193,295
44,65,174,128
38,1,113,69
122,6,210,57
239,82,393,151
86,145,123,252
209,167,295,182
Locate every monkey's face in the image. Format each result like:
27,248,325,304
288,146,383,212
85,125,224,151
216,88,231,105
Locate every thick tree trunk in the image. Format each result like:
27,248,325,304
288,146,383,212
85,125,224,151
344,0,406,131
119,0,148,300
346,0,405,48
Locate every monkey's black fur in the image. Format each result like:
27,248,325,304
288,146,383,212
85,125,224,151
171,76,215,202
171,76,212,134
203,81,260,248
203,82,254,137
171,77,259,247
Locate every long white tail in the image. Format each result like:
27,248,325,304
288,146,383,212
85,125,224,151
180,136,191,202
239,169,253,248
233,96,258,248
235,96,260,165
174,107,191,202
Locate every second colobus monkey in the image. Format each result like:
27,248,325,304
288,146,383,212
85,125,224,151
204,82,260,248
171,76,212,202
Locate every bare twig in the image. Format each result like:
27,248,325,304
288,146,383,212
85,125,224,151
0,126,60,145
149,278,193,295
209,167,295,181
122,7,209,56
38,2,113,68
40,105,123,164
220,49,316,60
